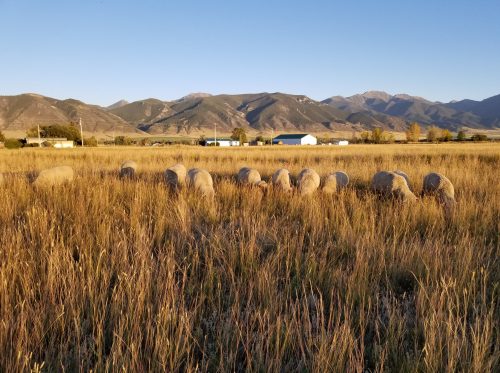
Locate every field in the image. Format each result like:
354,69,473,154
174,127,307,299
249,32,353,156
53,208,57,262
0,143,499,372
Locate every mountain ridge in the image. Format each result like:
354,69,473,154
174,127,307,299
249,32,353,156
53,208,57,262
1,91,498,136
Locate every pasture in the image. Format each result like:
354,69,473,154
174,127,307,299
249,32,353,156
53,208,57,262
0,143,499,371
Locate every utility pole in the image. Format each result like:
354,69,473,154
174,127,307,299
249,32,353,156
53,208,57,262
37,124,41,147
79,117,84,147
271,127,274,146
214,123,217,147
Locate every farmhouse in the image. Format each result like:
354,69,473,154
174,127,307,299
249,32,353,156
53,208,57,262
26,137,74,148
205,138,240,147
273,134,317,145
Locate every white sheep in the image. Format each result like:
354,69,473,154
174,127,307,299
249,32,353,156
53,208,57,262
165,163,187,191
120,160,138,179
186,168,214,199
237,167,267,188
371,171,417,202
423,172,456,213
297,168,320,196
271,168,292,192
393,170,411,190
322,171,349,194
33,166,74,187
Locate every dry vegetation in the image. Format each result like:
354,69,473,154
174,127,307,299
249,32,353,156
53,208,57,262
0,143,499,372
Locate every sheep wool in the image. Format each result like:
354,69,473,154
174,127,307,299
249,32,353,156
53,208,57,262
120,160,138,179
271,168,292,192
297,168,320,196
165,164,187,191
187,168,215,198
33,166,74,187
237,167,267,188
393,170,411,190
371,171,417,202
322,171,349,194
423,172,456,212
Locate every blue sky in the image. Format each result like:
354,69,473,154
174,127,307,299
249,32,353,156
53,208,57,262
1,0,499,105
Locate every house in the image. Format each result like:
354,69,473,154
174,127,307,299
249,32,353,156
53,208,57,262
25,137,75,148
272,134,317,145
205,138,240,147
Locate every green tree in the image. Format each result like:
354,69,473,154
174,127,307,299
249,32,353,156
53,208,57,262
27,124,81,142
439,129,453,142
84,136,98,147
371,127,385,144
426,126,441,142
456,130,467,141
231,127,247,144
405,122,421,142
255,135,265,142
0,130,5,142
471,133,488,141
4,138,22,149
115,136,132,145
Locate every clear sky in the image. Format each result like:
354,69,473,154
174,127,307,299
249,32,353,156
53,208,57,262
1,0,499,105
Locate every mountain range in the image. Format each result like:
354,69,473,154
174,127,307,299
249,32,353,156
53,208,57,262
1,91,499,136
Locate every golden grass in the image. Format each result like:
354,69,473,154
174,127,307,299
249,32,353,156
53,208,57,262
0,143,499,371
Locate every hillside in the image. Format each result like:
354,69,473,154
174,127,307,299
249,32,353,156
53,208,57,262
0,94,141,135
113,93,358,135
1,91,499,137
323,91,498,130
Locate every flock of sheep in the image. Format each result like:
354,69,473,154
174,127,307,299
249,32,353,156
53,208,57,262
0,161,456,214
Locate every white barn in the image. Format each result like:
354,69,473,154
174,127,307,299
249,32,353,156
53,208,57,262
205,138,240,147
273,134,317,145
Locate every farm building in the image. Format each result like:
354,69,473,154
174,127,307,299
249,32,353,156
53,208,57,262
273,134,317,145
205,138,240,147
25,137,74,148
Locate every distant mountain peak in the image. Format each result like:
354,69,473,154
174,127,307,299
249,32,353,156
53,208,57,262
181,92,212,100
107,99,129,110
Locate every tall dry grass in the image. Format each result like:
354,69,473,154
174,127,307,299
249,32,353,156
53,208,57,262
0,143,499,372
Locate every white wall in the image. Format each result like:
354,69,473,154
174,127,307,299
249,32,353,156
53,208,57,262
301,135,317,145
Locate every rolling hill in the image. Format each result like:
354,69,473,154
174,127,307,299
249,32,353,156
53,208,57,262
0,94,141,135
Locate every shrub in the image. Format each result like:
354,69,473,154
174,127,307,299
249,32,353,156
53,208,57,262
115,136,132,146
84,137,98,147
439,129,453,142
456,130,467,141
471,134,489,141
406,122,421,142
4,138,22,149
0,131,5,143
426,126,441,142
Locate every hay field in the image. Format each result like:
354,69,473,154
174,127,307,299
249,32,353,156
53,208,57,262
0,143,499,372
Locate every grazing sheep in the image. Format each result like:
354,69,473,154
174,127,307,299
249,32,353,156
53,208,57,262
371,171,417,202
33,166,74,187
165,163,187,191
322,171,349,194
393,170,411,190
271,168,292,192
186,168,214,198
120,160,138,179
237,167,267,188
297,168,320,196
423,172,456,213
